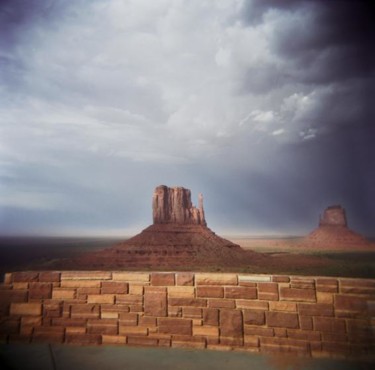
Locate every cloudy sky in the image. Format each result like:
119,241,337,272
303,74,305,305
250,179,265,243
0,0,374,237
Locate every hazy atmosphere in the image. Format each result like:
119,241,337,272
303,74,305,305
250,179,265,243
0,0,374,237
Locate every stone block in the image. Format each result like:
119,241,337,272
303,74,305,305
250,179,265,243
335,295,368,315
52,288,76,300
195,273,237,286
290,277,315,290
158,318,192,335
176,273,194,286
12,282,28,290
10,303,42,316
12,272,39,283
0,290,28,304
314,317,346,333
138,316,157,327
43,302,62,318
101,304,129,314
260,337,309,353
169,298,207,307
220,309,243,338
0,318,20,334
100,281,128,294
65,333,101,345
144,289,167,317
266,312,299,329
287,329,321,341
316,292,333,304
183,307,202,319
115,294,143,305
101,311,119,319
316,278,338,293
208,299,235,309
102,335,126,344
225,287,257,299
87,319,118,335
236,300,269,310
66,327,86,334
269,301,296,312
297,303,333,317
244,335,259,347
112,272,150,282
273,328,287,337
71,304,100,319
61,271,111,280
128,285,144,295
168,286,195,298
151,273,175,286
243,310,265,325
299,316,313,330
280,288,316,302
197,286,223,298
52,318,86,327
272,276,290,283
33,327,64,343
128,336,158,346
119,313,138,326
29,283,52,300
202,308,219,326
87,294,114,304
39,272,61,283
61,280,101,288
118,326,148,336
193,325,219,337
239,275,271,283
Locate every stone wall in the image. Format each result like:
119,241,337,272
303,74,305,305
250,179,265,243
0,271,374,360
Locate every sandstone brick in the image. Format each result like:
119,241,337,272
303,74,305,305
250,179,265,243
168,298,207,307
182,307,201,319
258,283,279,301
10,303,42,316
316,278,338,293
66,327,86,334
101,311,118,319
280,287,316,302
272,276,290,283
129,304,143,313
115,294,143,305
220,309,243,338
128,285,144,295
138,316,157,327
65,333,101,345
61,280,101,288
298,303,334,317
12,282,28,290
314,317,346,333
52,288,76,300
290,277,315,290
112,272,149,282
144,286,166,294
299,316,313,330
321,341,351,355
208,299,235,309
3,273,12,284
239,275,271,283
29,283,52,300
0,290,28,304
77,287,101,297
322,332,348,343
225,287,257,299
197,286,223,298
193,326,219,337
274,328,287,337
287,329,321,341
33,327,64,343
236,300,269,310
39,272,61,283
168,286,195,298
244,335,259,347
168,306,182,317
88,319,118,335
172,339,206,349
202,308,219,326
207,344,233,351
335,295,368,316
144,290,167,317
151,272,175,286
159,318,192,335
119,313,138,326
21,316,42,328
61,271,111,280
128,336,158,346
243,310,265,325
195,273,237,286
71,304,100,319
43,302,62,318
12,272,39,283
267,312,299,329
316,292,333,304
260,337,309,354
8,334,31,343
102,335,127,344
87,294,114,304
176,272,194,286
119,326,148,336
269,301,296,312
52,318,86,327
220,337,243,346
101,304,129,314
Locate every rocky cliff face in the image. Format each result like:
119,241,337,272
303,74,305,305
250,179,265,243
319,205,347,227
152,185,206,226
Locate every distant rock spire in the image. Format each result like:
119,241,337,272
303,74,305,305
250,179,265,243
152,185,206,226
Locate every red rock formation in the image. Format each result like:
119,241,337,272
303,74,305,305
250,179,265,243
304,205,369,249
73,185,254,269
152,185,206,226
